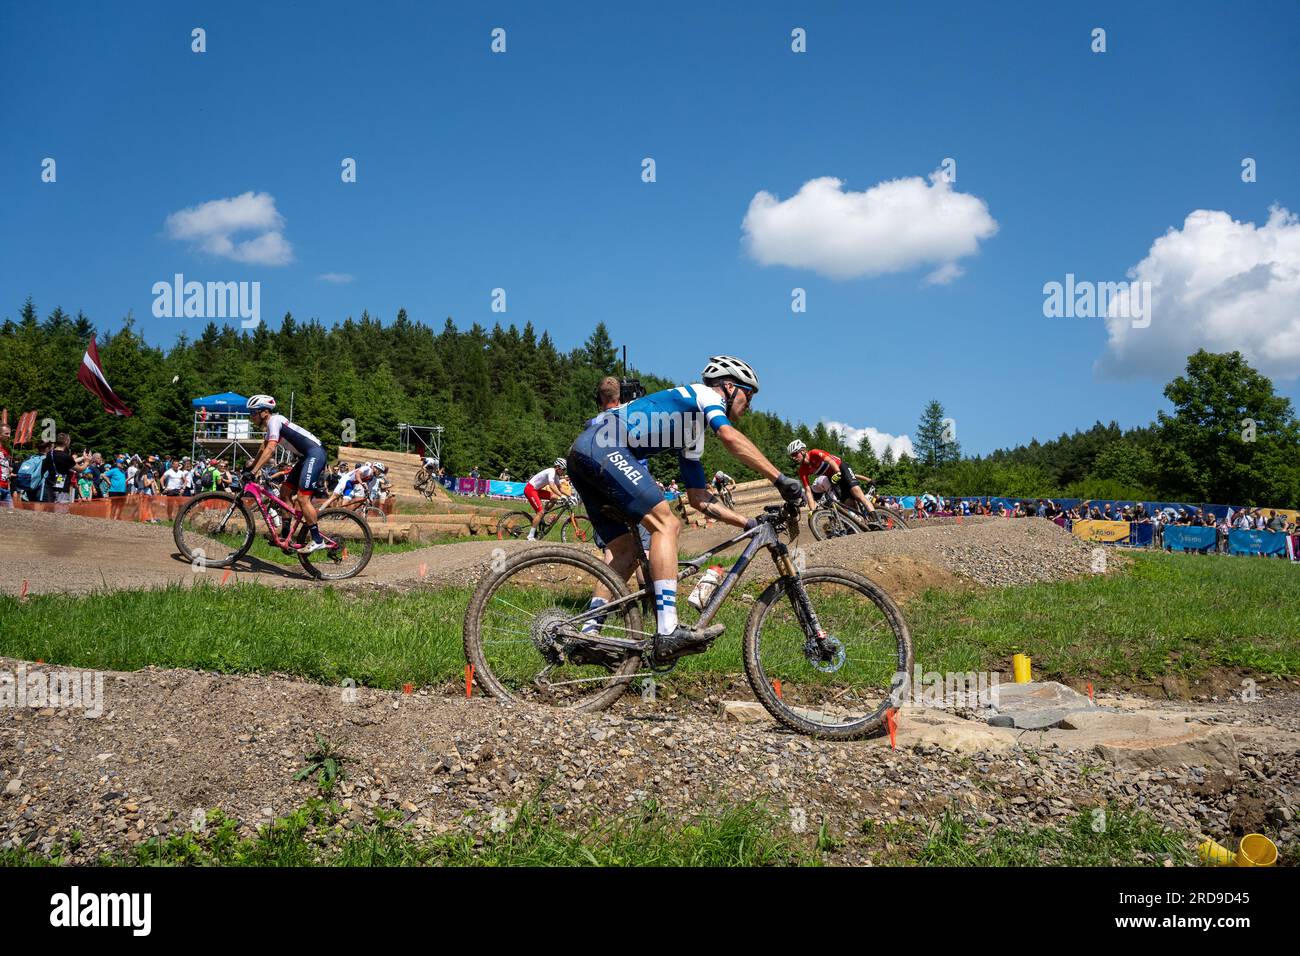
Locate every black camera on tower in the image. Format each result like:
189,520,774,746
619,378,645,403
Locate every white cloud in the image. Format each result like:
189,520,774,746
1098,205,1300,380
742,172,998,281
164,192,294,266
318,272,355,284
823,420,915,461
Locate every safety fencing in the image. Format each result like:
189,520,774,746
1069,517,1299,560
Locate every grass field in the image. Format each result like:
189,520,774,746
2,551,1296,691
0,794,1190,867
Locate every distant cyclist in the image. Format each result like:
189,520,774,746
323,461,379,509
711,469,735,495
244,395,329,554
524,459,570,540
787,440,876,517
567,355,803,662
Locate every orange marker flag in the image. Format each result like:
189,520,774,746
885,707,898,748
465,663,475,699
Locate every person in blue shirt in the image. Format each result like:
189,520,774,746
106,455,129,518
567,355,803,662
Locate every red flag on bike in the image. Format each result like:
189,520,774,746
77,336,133,417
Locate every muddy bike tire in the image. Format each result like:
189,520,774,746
173,492,256,568
462,545,644,712
298,508,374,580
743,567,913,740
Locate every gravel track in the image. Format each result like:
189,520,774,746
2,659,1296,865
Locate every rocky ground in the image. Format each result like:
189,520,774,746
2,659,1296,865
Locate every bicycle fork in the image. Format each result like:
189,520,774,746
772,544,836,666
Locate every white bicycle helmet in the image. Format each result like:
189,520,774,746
553,458,567,470
701,355,760,393
787,439,807,457
371,461,387,474
247,394,276,411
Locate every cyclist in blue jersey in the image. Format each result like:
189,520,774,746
567,355,803,662
244,394,329,553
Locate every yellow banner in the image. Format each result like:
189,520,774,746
1072,519,1131,542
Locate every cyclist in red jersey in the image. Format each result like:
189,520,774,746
786,440,876,516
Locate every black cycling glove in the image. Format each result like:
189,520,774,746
773,474,803,504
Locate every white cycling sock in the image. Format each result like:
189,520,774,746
653,579,678,635
581,596,607,634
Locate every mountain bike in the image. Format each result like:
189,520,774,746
464,502,912,739
173,474,374,580
808,486,911,540
496,494,597,547
715,484,736,511
338,485,388,524
414,469,439,500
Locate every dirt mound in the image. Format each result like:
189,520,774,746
802,517,1108,588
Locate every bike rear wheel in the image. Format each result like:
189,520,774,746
298,508,374,580
463,545,644,711
864,508,910,531
743,567,912,739
497,510,533,540
173,492,255,568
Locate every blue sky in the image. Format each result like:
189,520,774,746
2,1,1298,455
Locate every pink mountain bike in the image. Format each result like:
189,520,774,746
173,476,374,580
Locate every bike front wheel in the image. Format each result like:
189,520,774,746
560,512,599,548
463,545,645,712
743,567,912,739
173,492,255,568
299,508,374,580
808,508,858,541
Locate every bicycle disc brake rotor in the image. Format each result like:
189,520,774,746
529,608,571,665
806,633,846,673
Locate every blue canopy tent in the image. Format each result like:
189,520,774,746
190,393,256,462
191,392,248,411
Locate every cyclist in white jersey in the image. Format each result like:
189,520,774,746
525,459,569,540
244,394,329,553
322,463,376,509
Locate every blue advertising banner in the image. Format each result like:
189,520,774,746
1130,523,1155,548
489,480,526,497
1228,529,1288,556
1162,525,1217,552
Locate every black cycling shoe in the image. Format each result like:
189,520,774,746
653,624,725,663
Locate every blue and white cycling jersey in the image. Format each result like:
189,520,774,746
332,466,374,498
266,414,325,458
591,384,731,489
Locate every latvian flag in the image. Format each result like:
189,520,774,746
77,336,133,417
